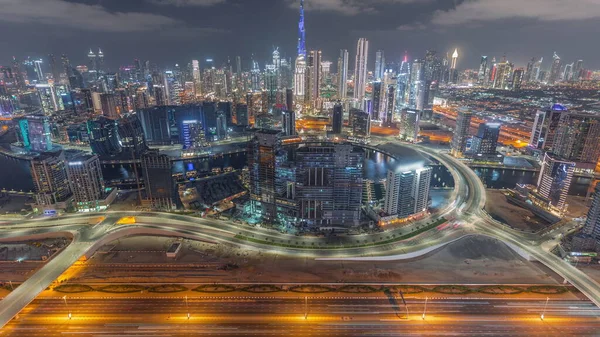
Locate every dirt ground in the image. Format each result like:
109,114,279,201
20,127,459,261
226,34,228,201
485,190,550,232
51,235,559,285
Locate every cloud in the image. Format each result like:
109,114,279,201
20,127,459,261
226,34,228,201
397,22,427,31
148,0,227,6
431,0,600,25
287,0,433,16
0,0,179,32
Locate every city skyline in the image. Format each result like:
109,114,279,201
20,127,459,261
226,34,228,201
2,0,600,70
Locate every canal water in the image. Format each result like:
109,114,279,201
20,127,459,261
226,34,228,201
0,149,591,196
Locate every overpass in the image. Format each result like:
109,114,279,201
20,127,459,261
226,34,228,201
2,142,600,328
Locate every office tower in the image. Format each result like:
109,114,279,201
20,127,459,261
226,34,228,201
297,0,306,58
87,49,97,80
582,183,600,239
350,108,370,138
384,166,432,218
33,59,44,82
295,144,363,226
264,64,278,109
214,110,227,140
281,110,296,136
236,103,249,126
449,49,458,83
399,109,419,142
353,38,369,102
549,52,561,84
141,150,174,210
236,56,242,75
65,154,105,211
524,57,535,83
372,81,383,120
97,49,104,75
331,144,363,225
192,60,201,97
532,57,543,81
137,106,173,144
332,101,343,134
16,115,52,152
492,60,512,89
31,151,72,207
471,123,500,155
573,60,584,81
385,83,396,125
396,53,410,108
48,54,60,82
529,103,567,150
12,56,25,89
478,56,488,85
451,110,472,157
337,49,349,99
537,153,575,211
308,50,321,103
374,50,385,80
285,88,294,111
562,63,574,81
511,68,524,91
408,59,424,110
553,113,600,164
180,119,206,151
87,115,147,158
35,83,63,113
249,129,282,224
100,93,119,119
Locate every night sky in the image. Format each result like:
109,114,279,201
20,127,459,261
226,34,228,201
2,0,600,71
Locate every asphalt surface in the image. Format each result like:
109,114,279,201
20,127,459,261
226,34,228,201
2,296,600,336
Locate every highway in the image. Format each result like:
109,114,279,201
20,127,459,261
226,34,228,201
2,140,600,328
2,296,600,336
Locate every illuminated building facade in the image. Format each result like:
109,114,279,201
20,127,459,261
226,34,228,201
536,153,575,212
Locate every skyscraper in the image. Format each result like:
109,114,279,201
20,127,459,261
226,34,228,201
282,110,296,136
529,104,567,151
16,115,53,152
88,49,97,80
477,56,488,85
384,166,432,218
65,154,105,211
350,108,370,138
332,101,343,134
573,60,584,81
372,81,383,121
31,151,72,208
353,38,369,102
337,49,349,99
100,93,119,119
408,59,424,110
471,123,501,156
374,50,385,80
396,53,410,108
451,110,472,157
294,0,307,100
449,49,458,83
399,109,419,142
48,54,60,83
536,153,575,212
511,68,524,91
192,60,201,97
582,183,600,239
553,113,600,165
141,150,174,210
549,52,561,84
249,129,282,224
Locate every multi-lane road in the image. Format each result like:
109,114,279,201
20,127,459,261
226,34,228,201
2,296,600,336
1,140,600,329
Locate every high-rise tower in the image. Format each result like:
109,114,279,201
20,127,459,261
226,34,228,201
297,0,306,58
337,49,349,99
354,38,369,102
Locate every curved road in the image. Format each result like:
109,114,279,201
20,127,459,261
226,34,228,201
1,141,599,328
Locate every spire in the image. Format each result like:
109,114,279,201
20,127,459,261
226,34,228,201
452,48,458,58
297,0,306,57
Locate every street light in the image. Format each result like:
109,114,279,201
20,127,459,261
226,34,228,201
540,297,549,320
62,295,71,319
185,295,190,319
304,296,308,320
422,297,428,320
